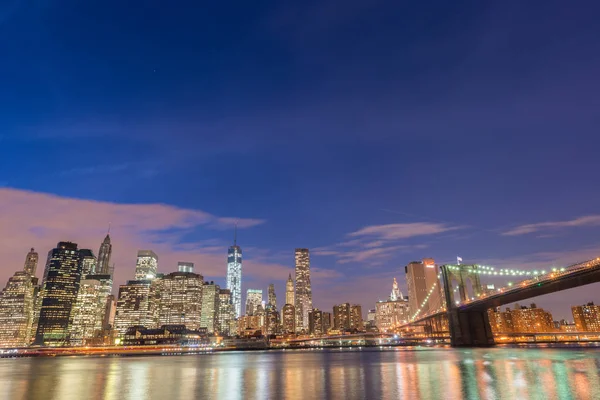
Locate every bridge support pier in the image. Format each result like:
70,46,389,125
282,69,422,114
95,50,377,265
448,309,495,347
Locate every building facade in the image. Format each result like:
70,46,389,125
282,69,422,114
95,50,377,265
134,250,158,280
114,280,153,336
572,302,600,332
0,271,37,347
96,233,112,275
200,281,220,333
309,308,324,336
268,283,277,309
294,248,312,332
35,242,83,346
245,289,263,316
24,248,39,277
282,304,296,334
153,272,204,330
218,289,235,336
69,278,107,345
177,262,194,273
375,300,410,332
286,274,294,306
80,249,97,276
226,234,243,318
406,258,441,316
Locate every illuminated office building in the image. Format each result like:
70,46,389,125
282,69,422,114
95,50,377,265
406,258,441,315
177,262,194,273
265,307,279,335
69,278,107,345
0,271,37,347
226,230,243,318
24,248,39,277
134,250,158,280
294,248,312,332
572,302,600,332
218,289,235,336
282,304,296,334
350,305,364,331
114,280,153,336
322,312,333,333
34,242,83,346
268,283,277,309
96,233,112,275
333,303,351,331
153,272,204,330
375,299,410,332
245,289,263,316
286,274,294,306
309,308,324,335
200,281,220,333
80,249,97,275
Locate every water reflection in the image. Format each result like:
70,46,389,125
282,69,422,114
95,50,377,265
1,348,600,399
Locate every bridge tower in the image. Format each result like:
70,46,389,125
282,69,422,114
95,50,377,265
440,264,494,347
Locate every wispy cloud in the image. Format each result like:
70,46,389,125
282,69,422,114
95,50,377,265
502,215,600,236
349,222,461,240
313,221,455,266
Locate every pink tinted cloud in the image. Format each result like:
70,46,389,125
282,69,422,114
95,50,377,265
0,188,268,289
502,215,600,236
349,222,460,240
0,188,345,306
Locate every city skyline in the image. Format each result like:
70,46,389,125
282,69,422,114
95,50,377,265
1,2,600,320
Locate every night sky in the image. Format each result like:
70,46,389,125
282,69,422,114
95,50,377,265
1,1,600,319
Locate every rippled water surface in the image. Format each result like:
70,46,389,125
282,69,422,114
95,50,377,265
1,347,600,399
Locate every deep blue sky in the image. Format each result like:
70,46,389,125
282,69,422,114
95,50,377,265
1,0,600,318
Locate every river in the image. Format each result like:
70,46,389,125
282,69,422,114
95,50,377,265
1,347,599,399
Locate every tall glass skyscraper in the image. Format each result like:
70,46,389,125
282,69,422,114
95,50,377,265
35,242,83,346
294,248,312,333
226,229,242,318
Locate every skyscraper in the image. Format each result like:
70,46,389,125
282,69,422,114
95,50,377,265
69,278,107,345
80,249,97,276
405,258,442,316
35,242,83,346
114,280,153,336
24,248,38,277
286,274,294,306
333,303,351,331
200,281,220,333
245,289,263,316
282,304,296,334
153,271,204,330
390,277,403,301
268,283,277,309
226,229,243,318
96,233,112,275
309,308,324,335
294,248,312,333
177,262,194,273
135,250,158,280
218,288,235,336
0,271,37,347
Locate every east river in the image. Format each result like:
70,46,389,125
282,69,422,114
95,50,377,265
1,347,600,399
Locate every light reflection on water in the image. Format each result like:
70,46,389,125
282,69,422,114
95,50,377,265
1,347,600,399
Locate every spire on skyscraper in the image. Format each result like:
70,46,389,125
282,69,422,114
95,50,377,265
390,277,403,301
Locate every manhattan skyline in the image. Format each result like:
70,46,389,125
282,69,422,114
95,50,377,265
1,1,600,320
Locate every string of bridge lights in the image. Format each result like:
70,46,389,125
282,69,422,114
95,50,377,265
445,265,567,277
409,272,442,322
